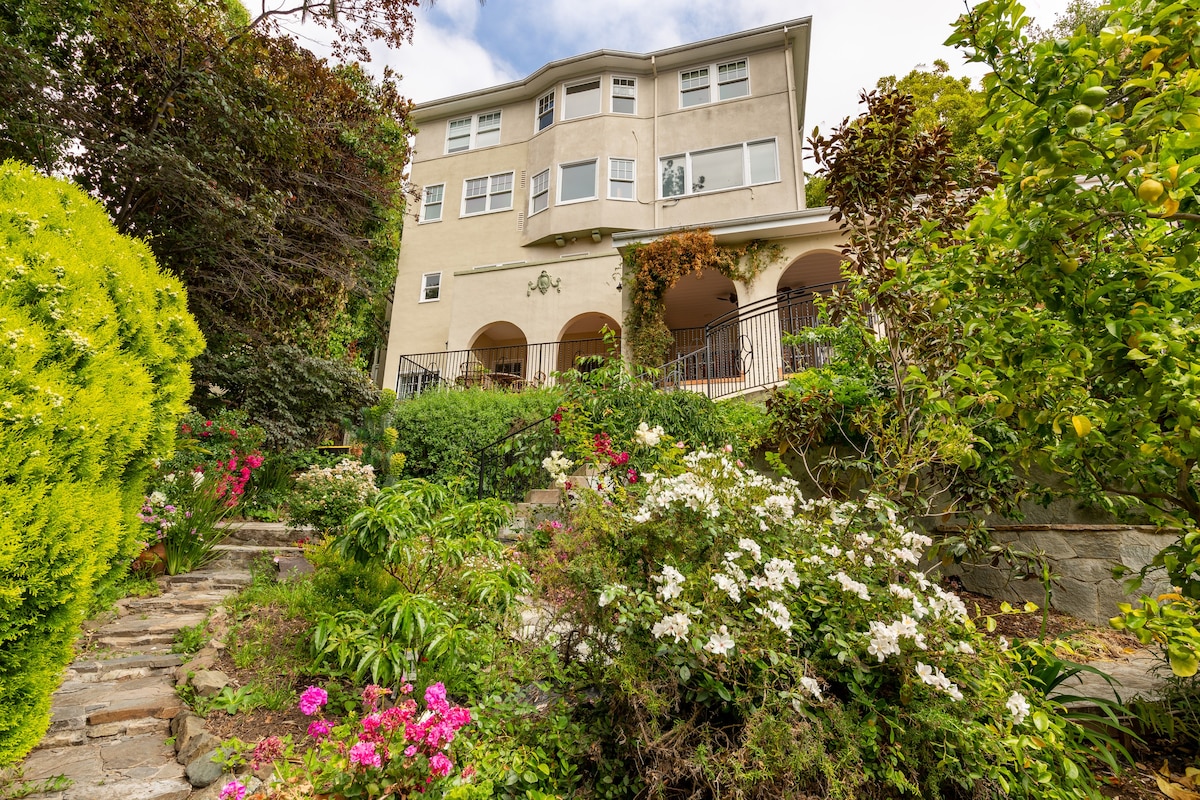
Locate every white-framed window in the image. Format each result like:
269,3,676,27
420,184,444,222
445,110,502,153
397,370,440,399
462,172,514,215
530,169,550,215
716,59,749,100
658,138,778,198
679,58,750,108
420,272,441,302
558,159,597,204
611,77,636,114
536,90,555,131
680,68,710,107
609,158,635,200
563,78,601,120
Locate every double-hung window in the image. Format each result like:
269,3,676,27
609,158,635,200
611,77,636,114
716,60,749,99
558,160,597,204
530,169,550,215
679,58,750,108
445,110,502,153
420,184,444,222
563,78,601,119
420,272,441,302
659,139,778,198
462,172,514,215
536,91,555,131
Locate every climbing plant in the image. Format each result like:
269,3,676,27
622,229,782,367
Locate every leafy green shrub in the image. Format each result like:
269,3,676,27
314,480,531,689
391,388,561,482
533,446,1110,799
0,161,203,763
191,341,380,451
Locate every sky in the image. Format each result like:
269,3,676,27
265,0,1073,143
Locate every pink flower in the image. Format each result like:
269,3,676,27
425,682,448,712
429,752,454,777
307,719,332,739
445,706,472,730
404,745,418,758
362,684,387,709
298,686,328,716
627,468,638,483
250,736,283,770
348,741,382,768
246,453,263,468
219,781,247,800
361,713,382,734
400,683,414,695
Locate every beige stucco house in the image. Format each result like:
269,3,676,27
379,17,847,398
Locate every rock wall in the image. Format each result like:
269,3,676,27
940,524,1176,626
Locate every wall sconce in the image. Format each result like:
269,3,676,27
554,235,565,247
615,282,623,292
590,229,602,243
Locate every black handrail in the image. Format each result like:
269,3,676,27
473,414,559,502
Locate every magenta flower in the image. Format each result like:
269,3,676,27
298,685,328,716
424,682,448,712
219,780,247,800
404,744,418,758
348,741,382,768
429,752,454,777
307,719,332,739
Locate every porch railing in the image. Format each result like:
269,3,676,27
395,337,618,399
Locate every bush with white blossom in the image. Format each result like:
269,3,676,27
548,447,1103,799
289,458,379,535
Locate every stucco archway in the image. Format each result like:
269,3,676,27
467,321,529,379
556,313,620,374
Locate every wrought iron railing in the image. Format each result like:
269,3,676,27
473,414,561,502
395,337,618,399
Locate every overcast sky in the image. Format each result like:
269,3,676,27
266,0,1072,141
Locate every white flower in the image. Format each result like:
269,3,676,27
149,491,167,505
915,662,936,683
711,572,742,602
162,473,177,485
1006,692,1030,725
651,612,691,643
944,683,964,702
703,625,735,656
956,641,975,654
761,494,795,522
757,601,792,635
542,450,572,482
833,572,870,601
737,538,762,562
799,676,823,701
888,583,914,600
752,558,800,592
192,470,205,488
634,422,665,447
653,566,686,601
868,621,901,662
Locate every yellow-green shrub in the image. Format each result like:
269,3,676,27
0,161,203,764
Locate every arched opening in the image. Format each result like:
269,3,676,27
465,321,529,384
556,313,620,374
662,268,740,378
776,251,844,373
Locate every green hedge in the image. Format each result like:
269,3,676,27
391,387,561,482
0,161,203,764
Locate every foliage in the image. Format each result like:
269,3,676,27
0,0,414,354
807,89,1022,519
289,459,380,537
0,162,202,764
1028,0,1108,40
314,481,531,688
191,342,381,451
875,59,993,183
221,681,475,799
390,387,561,482
622,230,783,367
141,410,265,574
354,389,407,484
803,173,828,207
537,448,1108,799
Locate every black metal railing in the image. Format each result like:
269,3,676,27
395,337,619,399
473,415,561,502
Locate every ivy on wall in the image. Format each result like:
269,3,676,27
622,229,782,367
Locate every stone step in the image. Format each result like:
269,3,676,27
118,591,233,616
524,488,561,505
159,569,251,593
218,520,311,547
212,544,303,568
66,653,185,684
22,736,189,799
91,611,209,650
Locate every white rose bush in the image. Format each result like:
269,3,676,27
545,445,1105,799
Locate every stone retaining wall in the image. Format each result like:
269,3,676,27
939,524,1177,626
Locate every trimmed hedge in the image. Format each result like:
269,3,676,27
0,161,203,764
391,387,561,482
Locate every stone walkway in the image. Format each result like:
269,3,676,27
13,523,301,800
